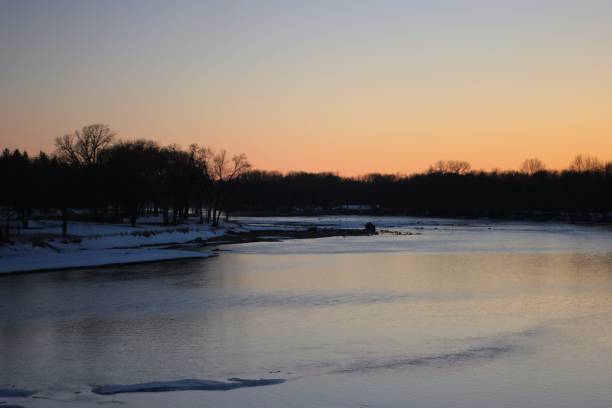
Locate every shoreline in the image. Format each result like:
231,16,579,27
5,214,606,276
232,211,612,225
0,223,374,276
0,252,215,276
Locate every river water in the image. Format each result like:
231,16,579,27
1,217,612,407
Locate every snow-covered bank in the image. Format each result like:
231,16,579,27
0,220,233,274
0,217,380,274
0,247,213,274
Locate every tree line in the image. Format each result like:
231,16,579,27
232,159,610,219
1,124,611,240
0,124,250,239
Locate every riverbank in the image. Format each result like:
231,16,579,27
0,219,375,275
234,209,612,225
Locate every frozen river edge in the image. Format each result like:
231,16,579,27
0,218,374,275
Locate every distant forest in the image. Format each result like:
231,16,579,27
1,124,611,239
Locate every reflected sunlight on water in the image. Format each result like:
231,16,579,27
1,218,612,407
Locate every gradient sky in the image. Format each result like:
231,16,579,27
1,0,611,175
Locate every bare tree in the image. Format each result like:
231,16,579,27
569,154,603,172
520,157,546,176
207,150,251,225
55,124,115,166
428,160,471,175
53,124,115,235
189,144,214,223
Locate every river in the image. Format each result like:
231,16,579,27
1,217,612,407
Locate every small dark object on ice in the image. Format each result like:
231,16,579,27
31,237,47,248
364,222,376,234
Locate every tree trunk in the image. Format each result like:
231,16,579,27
5,208,10,241
213,209,222,226
130,203,137,227
21,208,29,229
61,207,68,237
163,207,169,225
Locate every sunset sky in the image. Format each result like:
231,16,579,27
1,0,611,175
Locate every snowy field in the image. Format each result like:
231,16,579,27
0,219,234,274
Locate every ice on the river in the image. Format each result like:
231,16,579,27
229,218,612,254
0,388,37,397
92,378,285,395
335,345,514,374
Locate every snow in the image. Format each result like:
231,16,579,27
0,220,233,274
22,219,151,236
0,247,212,274
22,219,228,240
92,378,285,395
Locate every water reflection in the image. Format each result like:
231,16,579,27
1,221,612,408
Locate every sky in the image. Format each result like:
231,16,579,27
1,0,611,175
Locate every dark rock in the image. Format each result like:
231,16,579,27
364,222,376,234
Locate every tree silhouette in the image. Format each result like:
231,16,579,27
428,160,471,175
569,154,604,172
55,124,116,166
1,127,611,243
520,158,546,176
207,150,251,225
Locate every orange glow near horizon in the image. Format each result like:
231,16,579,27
1,1,611,175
